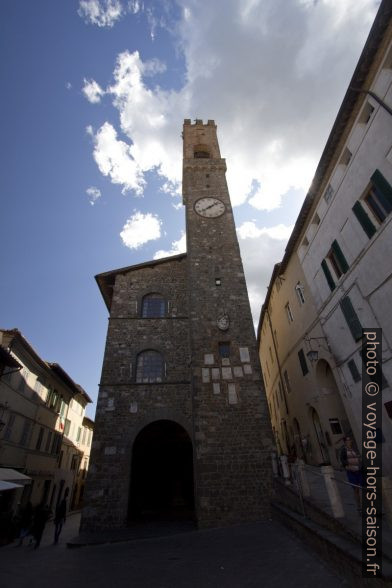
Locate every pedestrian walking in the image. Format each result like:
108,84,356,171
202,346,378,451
17,501,33,546
31,503,51,549
53,488,69,545
339,436,363,510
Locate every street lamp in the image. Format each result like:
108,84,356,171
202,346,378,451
304,335,331,363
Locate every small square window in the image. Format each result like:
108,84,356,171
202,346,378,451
359,102,375,125
339,147,352,166
312,213,321,226
324,184,334,204
329,418,343,435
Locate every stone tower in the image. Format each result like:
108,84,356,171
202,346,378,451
81,120,272,532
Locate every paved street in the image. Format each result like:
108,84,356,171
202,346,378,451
0,513,348,588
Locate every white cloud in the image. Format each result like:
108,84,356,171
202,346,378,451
85,0,378,210
236,221,294,325
78,0,124,27
86,186,102,205
154,231,186,259
120,211,162,249
83,78,105,103
237,221,294,241
128,1,141,15
66,82,72,90
92,122,145,194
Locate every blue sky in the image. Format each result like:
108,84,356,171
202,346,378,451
0,0,380,417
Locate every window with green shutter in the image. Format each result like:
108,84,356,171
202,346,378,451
330,240,349,274
321,259,336,291
361,170,392,224
340,296,362,341
298,348,309,376
352,201,376,238
347,359,361,382
371,170,392,207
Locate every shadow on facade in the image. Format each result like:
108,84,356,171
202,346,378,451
128,420,195,523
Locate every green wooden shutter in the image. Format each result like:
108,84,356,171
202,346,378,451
298,349,309,376
352,201,376,238
371,169,392,208
340,296,362,341
321,259,335,291
331,240,349,273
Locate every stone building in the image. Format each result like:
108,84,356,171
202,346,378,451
0,329,93,516
82,120,273,531
258,1,392,521
258,257,351,469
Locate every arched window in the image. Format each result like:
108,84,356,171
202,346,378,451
136,350,165,383
141,293,166,318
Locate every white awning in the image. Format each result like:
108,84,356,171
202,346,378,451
0,480,23,492
0,468,31,485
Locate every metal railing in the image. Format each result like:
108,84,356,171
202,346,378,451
271,451,361,519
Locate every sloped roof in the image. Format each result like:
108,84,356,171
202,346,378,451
95,253,187,310
0,345,21,370
48,362,92,404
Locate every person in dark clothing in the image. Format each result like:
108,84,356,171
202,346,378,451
339,436,363,510
17,501,33,546
53,488,68,545
31,503,51,549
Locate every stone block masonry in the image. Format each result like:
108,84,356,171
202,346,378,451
81,120,273,532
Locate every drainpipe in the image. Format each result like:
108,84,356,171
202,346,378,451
349,87,392,117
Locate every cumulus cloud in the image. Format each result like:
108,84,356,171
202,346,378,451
78,0,124,27
83,79,105,103
92,122,145,194
120,211,162,249
237,221,294,241
84,0,378,210
236,221,294,325
86,186,102,205
154,231,186,259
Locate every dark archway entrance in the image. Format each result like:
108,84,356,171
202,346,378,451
128,420,195,523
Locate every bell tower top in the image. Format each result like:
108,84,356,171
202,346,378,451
183,119,221,160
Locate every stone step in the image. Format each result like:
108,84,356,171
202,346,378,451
273,477,392,563
272,501,392,587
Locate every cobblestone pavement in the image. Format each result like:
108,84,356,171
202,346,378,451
0,513,349,588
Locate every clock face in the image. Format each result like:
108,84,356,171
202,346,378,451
217,314,230,331
195,197,225,218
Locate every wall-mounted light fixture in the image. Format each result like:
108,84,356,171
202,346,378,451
304,335,331,363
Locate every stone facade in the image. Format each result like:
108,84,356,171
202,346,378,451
82,120,273,531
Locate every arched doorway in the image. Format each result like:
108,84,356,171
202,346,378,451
128,420,194,522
